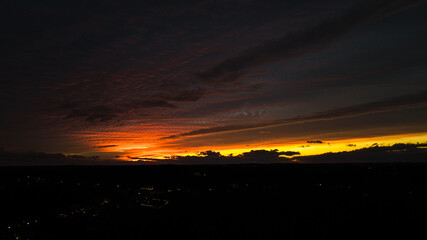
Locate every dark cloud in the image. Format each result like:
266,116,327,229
94,145,118,149
241,149,300,158
307,140,324,144
129,99,178,109
64,105,121,122
86,113,118,122
164,90,427,139
162,88,208,102
197,0,421,83
199,150,222,158
280,151,301,156
62,99,177,122
157,149,298,165
126,156,157,162
0,150,119,166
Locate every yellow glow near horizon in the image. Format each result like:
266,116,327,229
216,133,427,157
80,132,427,161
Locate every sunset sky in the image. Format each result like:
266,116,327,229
1,0,427,164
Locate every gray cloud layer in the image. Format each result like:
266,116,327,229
197,0,421,83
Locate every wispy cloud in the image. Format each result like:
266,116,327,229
93,145,118,148
164,90,427,139
62,99,177,122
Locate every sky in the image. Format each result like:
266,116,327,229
1,0,427,164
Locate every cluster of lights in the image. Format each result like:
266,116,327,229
5,219,39,240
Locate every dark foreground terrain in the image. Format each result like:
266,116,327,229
1,163,427,240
